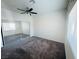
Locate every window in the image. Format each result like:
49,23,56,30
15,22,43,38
2,23,16,31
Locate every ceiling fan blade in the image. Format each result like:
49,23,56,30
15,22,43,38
20,12,26,14
28,8,33,12
17,8,25,11
30,12,37,14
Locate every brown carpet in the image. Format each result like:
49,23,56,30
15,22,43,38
1,35,66,59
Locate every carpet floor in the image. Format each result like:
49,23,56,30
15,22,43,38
1,34,66,59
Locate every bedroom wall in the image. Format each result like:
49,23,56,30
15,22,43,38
33,11,66,43
15,22,22,34
21,22,30,35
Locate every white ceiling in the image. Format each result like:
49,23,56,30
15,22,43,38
2,0,68,14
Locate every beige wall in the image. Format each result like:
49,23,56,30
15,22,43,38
15,22,22,34
21,22,30,35
33,11,66,43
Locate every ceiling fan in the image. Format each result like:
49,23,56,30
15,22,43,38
17,7,37,16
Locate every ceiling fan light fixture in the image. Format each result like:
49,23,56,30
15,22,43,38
29,0,35,3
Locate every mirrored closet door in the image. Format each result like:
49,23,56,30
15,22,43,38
1,21,30,46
